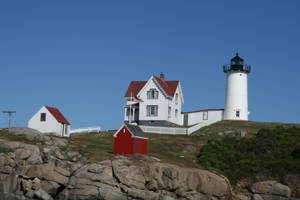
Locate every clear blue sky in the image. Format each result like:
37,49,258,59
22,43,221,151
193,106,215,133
1,1,299,130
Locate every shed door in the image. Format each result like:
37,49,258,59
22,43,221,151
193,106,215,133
133,139,141,153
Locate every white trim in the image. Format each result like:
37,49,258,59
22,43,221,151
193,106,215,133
113,125,125,138
113,124,148,139
177,82,184,104
137,76,155,97
132,135,148,140
138,76,172,100
152,77,172,99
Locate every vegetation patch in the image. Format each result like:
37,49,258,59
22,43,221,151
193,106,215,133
192,120,300,137
197,126,300,185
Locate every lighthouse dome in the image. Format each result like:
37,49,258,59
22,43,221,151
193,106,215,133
223,53,251,73
231,53,244,67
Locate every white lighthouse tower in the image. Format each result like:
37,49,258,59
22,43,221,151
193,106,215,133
223,53,251,120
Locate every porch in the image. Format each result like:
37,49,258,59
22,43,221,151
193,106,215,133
124,103,139,124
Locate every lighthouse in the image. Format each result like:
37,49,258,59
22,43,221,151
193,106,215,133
223,53,251,120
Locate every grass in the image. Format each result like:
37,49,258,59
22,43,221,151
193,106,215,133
2,120,300,171
68,131,116,162
69,131,203,167
39,120,300,169
147,134,202,167
192,120,300,137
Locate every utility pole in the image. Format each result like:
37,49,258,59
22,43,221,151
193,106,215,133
2,111,16,132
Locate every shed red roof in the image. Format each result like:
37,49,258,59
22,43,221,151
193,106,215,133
124,77,179,98
45,106,70,125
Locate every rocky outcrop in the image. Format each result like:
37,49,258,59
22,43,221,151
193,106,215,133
232,180,300,200
7,127,69,148
0,136,232,200
250,181,291,200
0,129,298,200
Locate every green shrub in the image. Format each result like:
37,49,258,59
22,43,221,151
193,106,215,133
197,126,300,184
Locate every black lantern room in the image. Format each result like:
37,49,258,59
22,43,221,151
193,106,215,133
223,53,251,73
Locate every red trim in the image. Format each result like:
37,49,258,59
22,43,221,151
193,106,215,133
45,106,70,125
182,109,224,114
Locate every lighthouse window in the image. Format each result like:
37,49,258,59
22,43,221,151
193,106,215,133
236,110,240,118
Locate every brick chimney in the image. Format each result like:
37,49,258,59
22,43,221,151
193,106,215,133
160,72,165,81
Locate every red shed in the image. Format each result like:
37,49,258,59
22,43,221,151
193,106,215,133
114,124,148,155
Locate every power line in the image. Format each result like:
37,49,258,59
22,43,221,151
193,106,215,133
2,111,16,132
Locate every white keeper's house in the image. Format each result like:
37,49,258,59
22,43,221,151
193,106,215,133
28,106,71,137
124,73,184,126
124,53,251,130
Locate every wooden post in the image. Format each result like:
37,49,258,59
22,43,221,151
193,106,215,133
2,111,16,132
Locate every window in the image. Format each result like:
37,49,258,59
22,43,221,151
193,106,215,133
146,105,158,117
236,110,240,118
40,113,46,122
147,89,159,99
175,93,178,104
203,111,208,120
168,106,171,118
175,109,178,117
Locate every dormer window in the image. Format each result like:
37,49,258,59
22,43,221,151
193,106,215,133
147,89,159,99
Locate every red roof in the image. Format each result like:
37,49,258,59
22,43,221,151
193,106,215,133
181,109,224,114
124,81,147,98
124,77,179,98
45,106,70,125
165,81,180,97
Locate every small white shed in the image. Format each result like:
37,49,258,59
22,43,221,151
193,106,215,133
28,106,71,137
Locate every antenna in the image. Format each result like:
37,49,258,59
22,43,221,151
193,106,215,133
2,111,16,132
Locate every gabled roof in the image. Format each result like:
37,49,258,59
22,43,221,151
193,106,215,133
45,106,71,125
126,124,148,139
114,123,148,139
124,81,147,98
165,81,180,97
124,76,179,98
